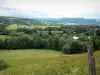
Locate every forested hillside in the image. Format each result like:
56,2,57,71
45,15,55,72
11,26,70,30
0,19,100,54
0,16,43,25
0,16,100,26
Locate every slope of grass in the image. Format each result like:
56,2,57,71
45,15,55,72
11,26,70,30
51,31,63,34
0,35,10,40
0,35,7,40
0,49,100,75
5,24,24,30
6,24,60,30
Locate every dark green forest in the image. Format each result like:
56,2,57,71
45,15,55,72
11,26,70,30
0,16,100,54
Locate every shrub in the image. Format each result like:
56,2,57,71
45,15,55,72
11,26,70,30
79,36,88,42
0,59,8,70
62,44,70,54
62,41,87,54
95,38,100,50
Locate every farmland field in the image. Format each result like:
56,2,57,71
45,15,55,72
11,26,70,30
0,49,100,75
6,24,60,30
0,35,10,40
5,24,25,30
51,31,63,34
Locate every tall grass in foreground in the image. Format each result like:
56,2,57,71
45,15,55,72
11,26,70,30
0,49,100,75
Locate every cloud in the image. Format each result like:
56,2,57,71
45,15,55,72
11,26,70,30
0,7,16,16
0,0,100,18
0,7,50,18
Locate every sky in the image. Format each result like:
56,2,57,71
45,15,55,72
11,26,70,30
0,0,100,18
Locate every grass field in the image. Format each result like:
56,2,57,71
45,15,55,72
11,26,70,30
0,35,7,40
6,24,62,34
0,49,100,75
0,35,10,40
6,24,60,30
51,31,63,34
5,24,24,30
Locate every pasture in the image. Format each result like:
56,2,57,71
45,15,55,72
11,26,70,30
0,49,100,75
5,24,24,30
0,35,10,40
6,24,60,30
5,24,63,34
51,31,63,34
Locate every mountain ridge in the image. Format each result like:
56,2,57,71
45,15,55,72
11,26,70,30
0,16,100,25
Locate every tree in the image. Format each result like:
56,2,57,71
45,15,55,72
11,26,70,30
0,40,5,49
50,35,60,50
62,41,87,54
0,59,8,70
95,29,100,36
95,38,100,50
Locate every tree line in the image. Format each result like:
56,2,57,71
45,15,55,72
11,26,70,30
1,24,100,53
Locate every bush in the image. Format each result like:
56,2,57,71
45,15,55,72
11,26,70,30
79,36,88,42
95,38,100,50
0,59,8,70
62,41,87,54
62,44,70,54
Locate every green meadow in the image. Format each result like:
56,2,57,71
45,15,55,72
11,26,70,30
6,24,60,30
51,31,63,34
0,35,10,40
0,49,100,75
5,24,24,30
5,24,62,34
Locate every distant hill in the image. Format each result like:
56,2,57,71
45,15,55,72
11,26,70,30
43,18,100,24
0,16,100,26
0,7,100,25
59,18,96,24
0,16,44,25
